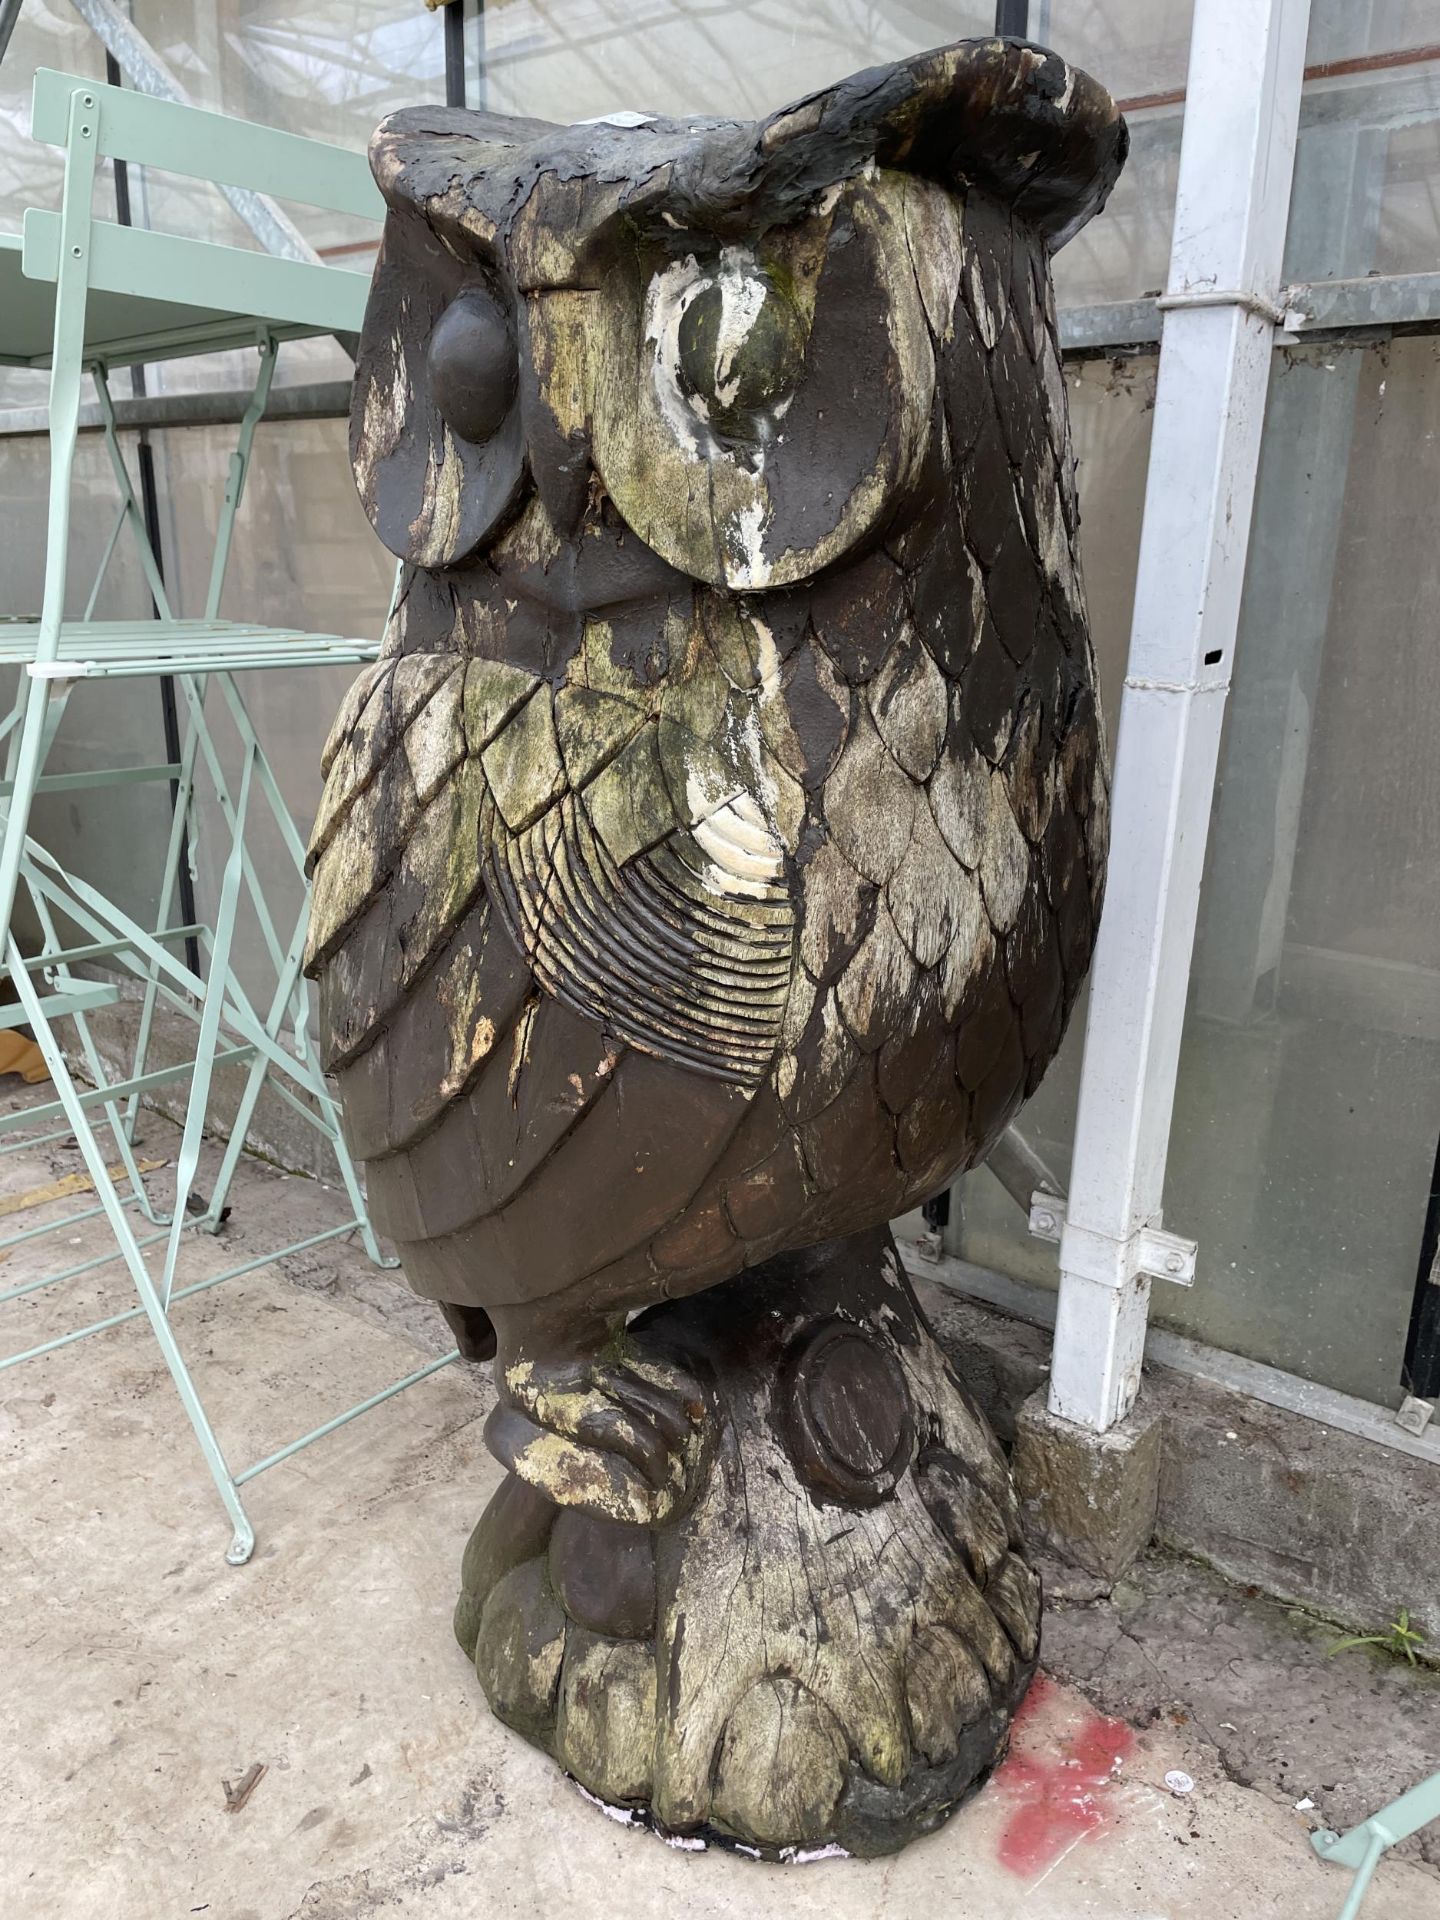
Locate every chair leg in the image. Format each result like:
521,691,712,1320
1312,1770,1440,1919
1334,1835,1385,1920
157,745,256,1312
186,672,391,1264
0,675,57,955
6,931,255,1564
123,703,204,1172
201,878,391,1266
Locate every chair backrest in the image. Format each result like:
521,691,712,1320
22,69,384,339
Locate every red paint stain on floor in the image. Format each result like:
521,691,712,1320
992,1672,1135,1879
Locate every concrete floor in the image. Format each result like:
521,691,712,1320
1,1088,1436,1920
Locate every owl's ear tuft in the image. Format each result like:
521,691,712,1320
757,39,1127,251
368,106,560,239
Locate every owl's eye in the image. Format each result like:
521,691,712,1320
599,184,932,589
674,265,806,444
427,283,517,445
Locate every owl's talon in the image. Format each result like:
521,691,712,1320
484,1403,669,1525
489,1354,707,1525
607,1362,703,1450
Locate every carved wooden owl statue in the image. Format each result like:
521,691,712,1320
307,39,1124,1859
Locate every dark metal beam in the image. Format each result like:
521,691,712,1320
0,0,23,68
1404,1134,1440,1399
444,0,466,108
0,380,353,439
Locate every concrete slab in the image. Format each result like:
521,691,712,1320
1,1089,1436,1920
1042,1550,1440,1874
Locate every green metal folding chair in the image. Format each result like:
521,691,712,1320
0,69,456,1565
1312,1771,1440,1919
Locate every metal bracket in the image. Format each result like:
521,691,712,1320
1028,1193,1198,1289
27,662,92,680
1155,284,1302,331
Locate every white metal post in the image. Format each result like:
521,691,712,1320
1047,0,1315,1430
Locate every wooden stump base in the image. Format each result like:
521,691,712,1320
454,1228,1040,1858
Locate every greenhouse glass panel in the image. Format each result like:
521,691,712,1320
125,0,444,256
1166,335,1440,1406
1040,0,1194,311
958,335,1440,1409
475,0,992,121
1288,1,1440,283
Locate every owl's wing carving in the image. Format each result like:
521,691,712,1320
306,600,805,1154
478,627,797,1084
479,598,806,1087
